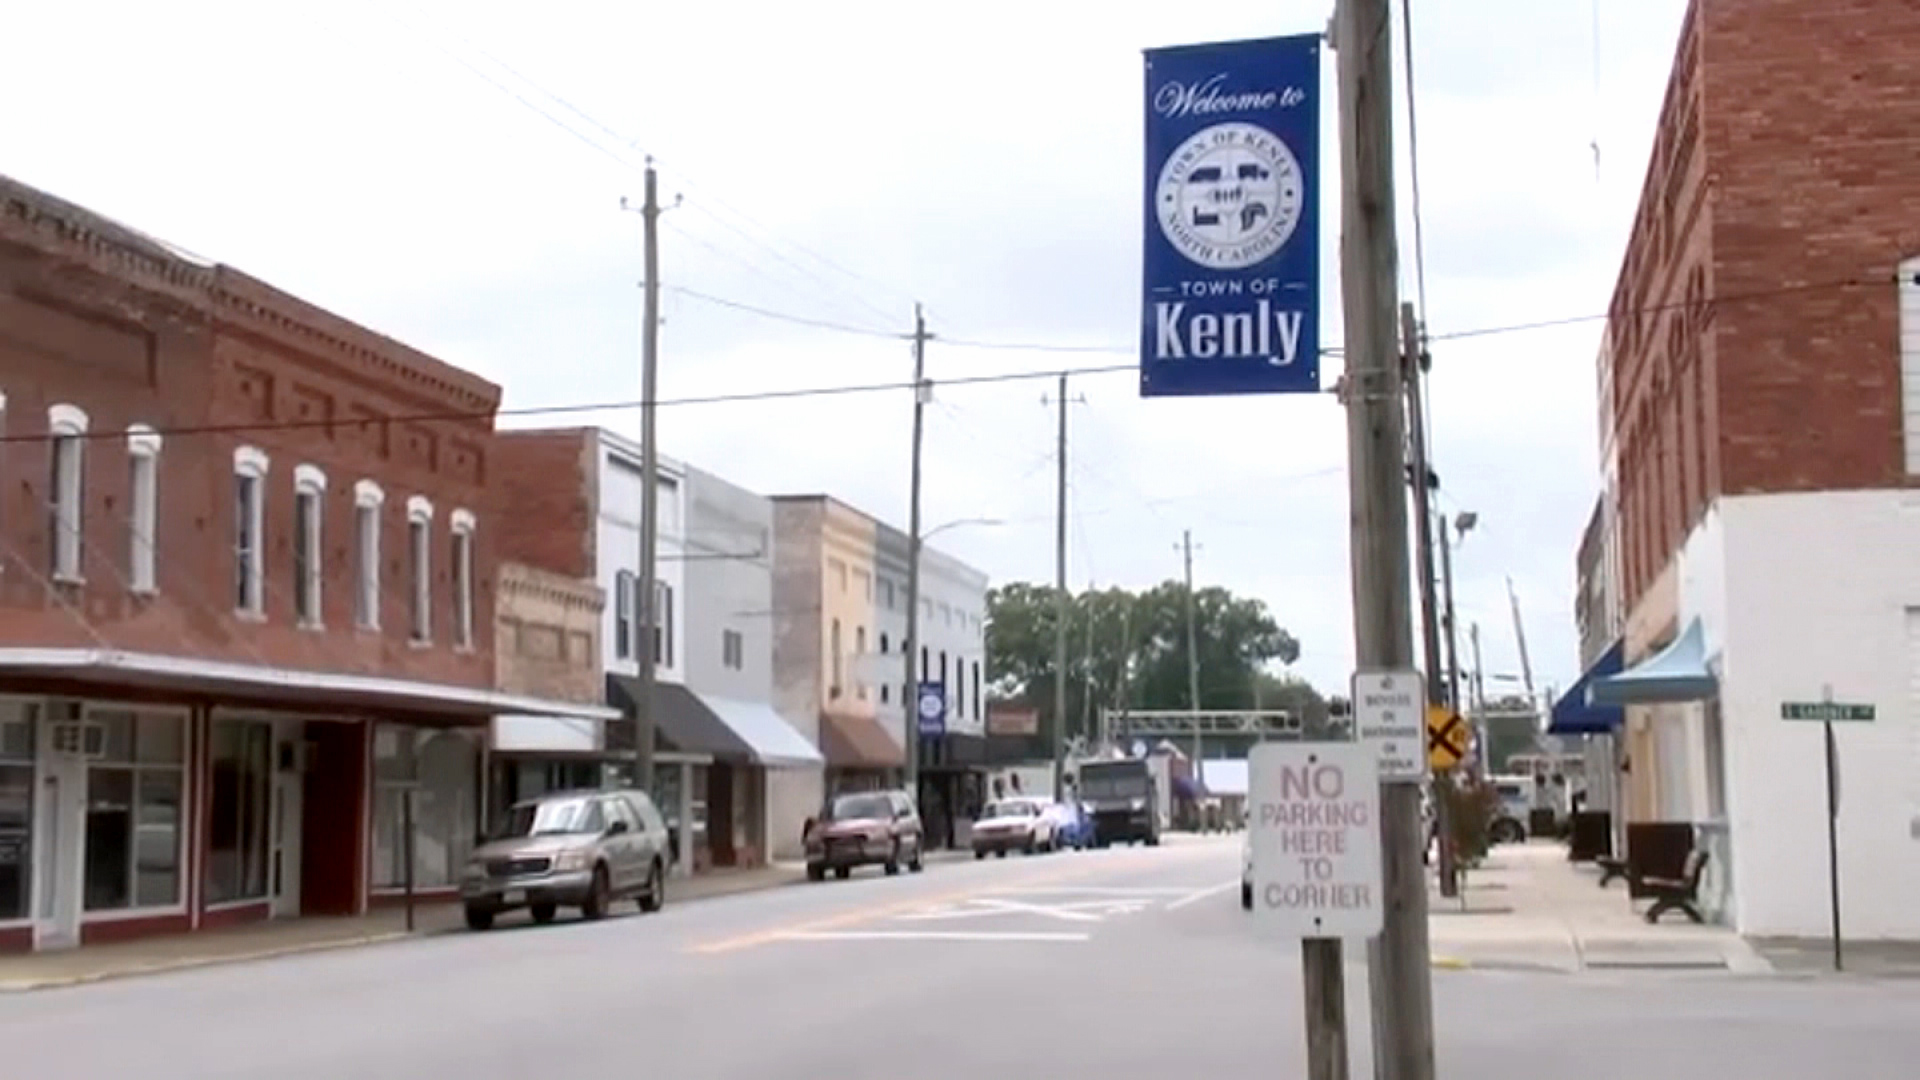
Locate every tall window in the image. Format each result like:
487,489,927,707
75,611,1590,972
233,446,269,615
830,618,843,698
205,716,272,904
354,480,383,629
722,629,744,670
450,509,475,649
614,569,635,659
855,626,868,699
972,660,982,720
407,496,432,642
293,465,326,627
651,580,674,667
126,425,161,593
48,403,88,582
84,708,186,911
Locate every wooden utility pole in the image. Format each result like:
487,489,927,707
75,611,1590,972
1333,2,1437,1079
1180,529,1202,768
903,305,931,799
1052,373,1070,798
633,160,663,798
1402,303,1456,899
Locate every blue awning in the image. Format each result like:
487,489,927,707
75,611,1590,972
1547,639,1626,735
1588,618,1718,707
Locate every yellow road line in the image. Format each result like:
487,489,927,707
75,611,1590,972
686,845,1220,955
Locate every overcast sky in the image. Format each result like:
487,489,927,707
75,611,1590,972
2,0,1687,702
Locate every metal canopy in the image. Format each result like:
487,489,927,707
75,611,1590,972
1588,618,1718,707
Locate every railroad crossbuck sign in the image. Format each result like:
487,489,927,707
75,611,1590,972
1426,705,1468,771
1248,742,1383,938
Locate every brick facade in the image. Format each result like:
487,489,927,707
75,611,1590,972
495,561,603,704
1604,0,1920,621
0,173,500,686
493,429,597,580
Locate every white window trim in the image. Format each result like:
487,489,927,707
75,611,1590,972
407,498,432,644
294,465,326,629
450,508,475,650
126,425,161,595
354,496,381,631
233,445,268,617
49,403,89,584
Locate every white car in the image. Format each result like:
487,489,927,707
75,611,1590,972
972,797,1056,857
1240,831,1253,909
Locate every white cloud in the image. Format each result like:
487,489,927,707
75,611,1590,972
0,0,1693,699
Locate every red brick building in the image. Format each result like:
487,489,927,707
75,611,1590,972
0,173,612,952
1552,0,1920,936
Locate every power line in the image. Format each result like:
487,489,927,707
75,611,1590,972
1430,272,1911,343
366,1,914,329
1,363,1140,447
664,285,906,339
1399,0,1432,323
660,221,900,337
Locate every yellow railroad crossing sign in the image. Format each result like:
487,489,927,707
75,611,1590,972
1427,705,1468,771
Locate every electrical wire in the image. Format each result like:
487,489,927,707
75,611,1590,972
1399,0,1431,324
12,271,1908,447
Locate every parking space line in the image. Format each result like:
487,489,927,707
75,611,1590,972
685,847,1222,954
1166,880,1239,911
783,930,1090,943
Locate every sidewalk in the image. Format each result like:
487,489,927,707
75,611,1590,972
1425,842,1772,975
0,862,806,993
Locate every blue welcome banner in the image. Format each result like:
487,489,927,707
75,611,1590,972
1140,35,1322,397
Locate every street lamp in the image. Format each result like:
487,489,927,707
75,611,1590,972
904,515,1004,802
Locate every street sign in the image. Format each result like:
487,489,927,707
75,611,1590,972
1781,701,1875,722
1139,35,1323,398
1248,741,1383,938
1426,705,1468,770
916,682,946,737
1352,668,1425,781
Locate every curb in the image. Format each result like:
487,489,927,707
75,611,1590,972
1430,955,1471,970
0,931,412,993
1,869,817,994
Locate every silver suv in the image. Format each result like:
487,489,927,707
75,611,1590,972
460,788,670,930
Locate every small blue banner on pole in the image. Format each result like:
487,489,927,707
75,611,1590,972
1140,35,1322,397
916,681,947,738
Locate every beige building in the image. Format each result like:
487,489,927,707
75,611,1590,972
770,496,900,856
488,561,610,818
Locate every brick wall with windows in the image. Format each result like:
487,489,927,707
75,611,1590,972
1603,0,1920,621
0,173,500,686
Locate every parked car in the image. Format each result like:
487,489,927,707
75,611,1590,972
459,788,670,930
972,796,1054,857
805,789,925,880
1043,800,1091,851
1488,775,1531,844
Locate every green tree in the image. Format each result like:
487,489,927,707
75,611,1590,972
985,580,1307,756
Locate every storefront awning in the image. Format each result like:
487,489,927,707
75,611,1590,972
0,647,621,725
1547,639,1627,735
1588,618,1718,707
821,711,904,769
697,693,824,768
606,675,754,760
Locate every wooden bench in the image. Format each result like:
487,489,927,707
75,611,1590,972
1595,855,1629,887
1640,849,1710,924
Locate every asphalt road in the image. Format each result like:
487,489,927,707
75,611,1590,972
6,835,1920,1079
